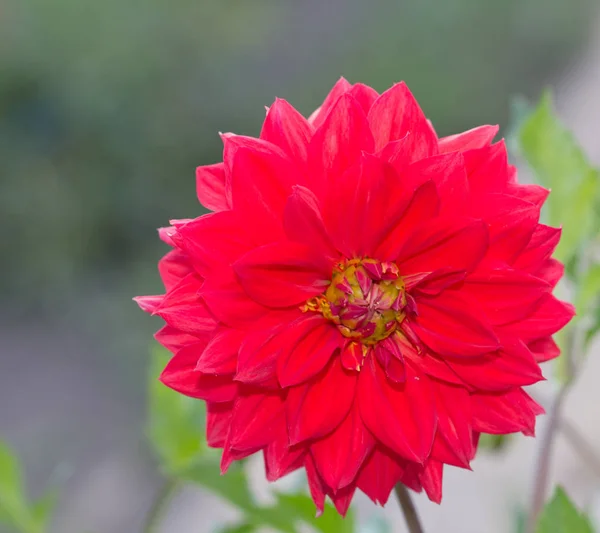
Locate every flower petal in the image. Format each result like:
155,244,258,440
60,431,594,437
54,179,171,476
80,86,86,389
229,143,303,238
419,460,443,504
358,357,436,462
277,316,342,387
307,93,374,200
227,391,286,452
357,447,405,505
308,77,353,128
311,403,375,491
411,290,500,358
196,328,245,374
471,388,544,437
322,153,409,257
431,381,473,468
286,356,357,444
397,217,489,275
234,242,331,308
368,82,438,155
196,162,230,212
263,431,305,482
401,152,470,216
260,98,313,168
283,185,339,261
154,274,217,335
207,402,233,447
154,325,200,354
438,125,499,153
160,346,237,402
375,180,440,261
447,336,543,391
349,83,379,113
500,293,575,341
528,336,560,363
176,211,254,278
462,268,550,325
200,271,269,328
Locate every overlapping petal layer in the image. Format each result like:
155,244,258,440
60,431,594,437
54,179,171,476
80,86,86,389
136,78,574,514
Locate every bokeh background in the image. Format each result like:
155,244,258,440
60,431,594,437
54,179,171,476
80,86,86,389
2,1,600,532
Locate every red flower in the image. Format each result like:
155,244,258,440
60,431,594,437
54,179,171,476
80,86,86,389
136,78,574,515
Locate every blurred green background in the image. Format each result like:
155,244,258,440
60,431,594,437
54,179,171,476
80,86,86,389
1,1,599,532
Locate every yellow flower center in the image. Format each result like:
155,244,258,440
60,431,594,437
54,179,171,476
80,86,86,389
303,258,407,345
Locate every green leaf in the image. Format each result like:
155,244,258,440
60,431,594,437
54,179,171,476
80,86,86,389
275,492,355,533
31,489,59,530
215,523,255,533
535,486,594,533
478,433,511,452
576,264,600,315
519,91,600,265
147,345,207,474
0,441,44,533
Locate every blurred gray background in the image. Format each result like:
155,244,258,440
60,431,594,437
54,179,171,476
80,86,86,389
1,1,600,532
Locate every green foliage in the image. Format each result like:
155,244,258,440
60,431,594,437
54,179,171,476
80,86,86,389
478,433,511,453
519,91,600,266
147,346,354,533
535,487,595,533
519,92,600,363
0,441,57,533
147,346,207,475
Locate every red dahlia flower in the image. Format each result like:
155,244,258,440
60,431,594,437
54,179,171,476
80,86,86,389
136,78,574,515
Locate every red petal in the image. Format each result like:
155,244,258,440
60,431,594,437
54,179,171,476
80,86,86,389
176,212,254,278
154,325,200,354
375,180,440,261
196,328,246,374
260,98,313,168
464,140,512,195
277,316,341,388
235,310,301,387
196,162,230,212
349,83,379,113
400,338,465,386
308,77,353,128
263,431,305,482
155,274,217,335
286,356,357,444
200,272,269,328
357,447,405,505
134,295,163,314
438,125,499,153
322,153,408,257
358,357,435,462
471,388,544,437
207,402,233,447
407,268,467,296
283,185,339,261
411,290,500,358
528,336,560,363
533,258,564,288
500,293,575,341
431,381,473,467
419,460,443,503
234,242,331,308
307,93,374,200
160,347,237,402
374,336,406,383
368,82,438,155
401,152,470,216
227,391,285,452
229,143,303,238
158,250,193,291
397,217,488,274
447,336,543,391
311,403,375,490
462,268,550,325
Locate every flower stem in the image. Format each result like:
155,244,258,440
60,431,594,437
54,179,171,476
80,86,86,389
394,482,425,533
143,478,179,533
